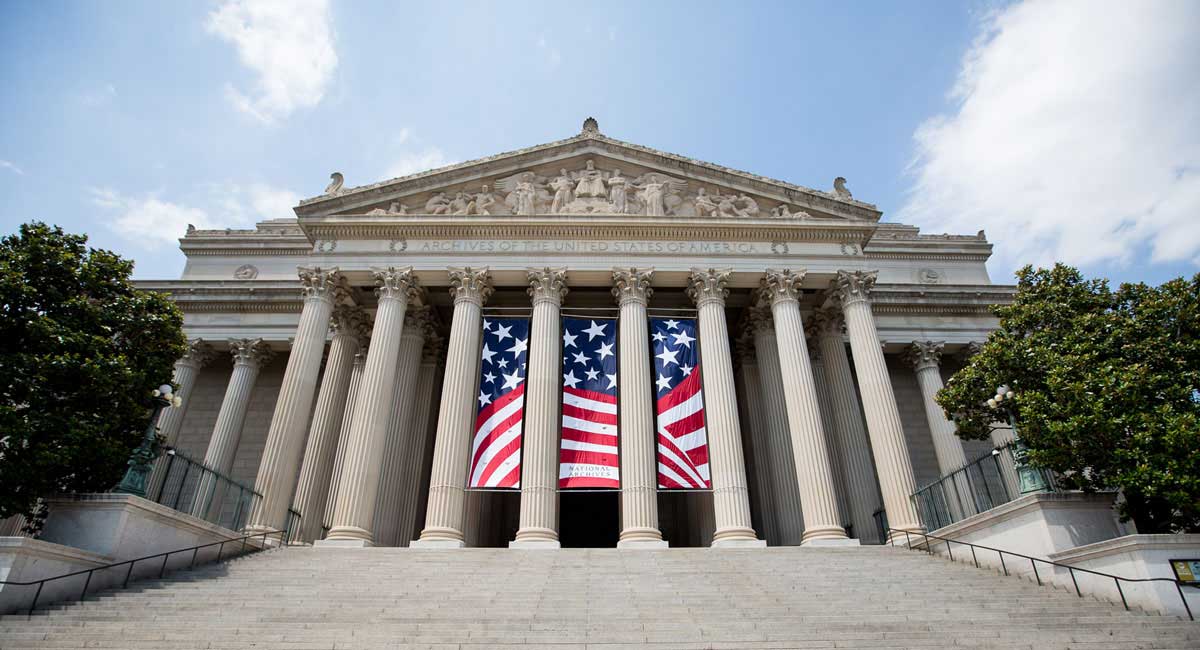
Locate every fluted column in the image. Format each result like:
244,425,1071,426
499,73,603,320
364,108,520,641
323,340,369,532
248,267,348,534
687,269,764,547
612,268,666,548
373,304,429,546
511,267,568,548
833,270,923,541
194,338,273,518
813,307,883,542
415,267,493,547
734,334,778,545
808,336,851,529
761,269,851,544
158,340,215,447
907,341,970,473
290,307,363,543
747,308,804,545
395,335,443,546
322,267,418,546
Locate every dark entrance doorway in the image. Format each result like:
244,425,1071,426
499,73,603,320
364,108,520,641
559,491,619,548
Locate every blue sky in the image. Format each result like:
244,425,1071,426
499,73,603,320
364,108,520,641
1,0,1197,284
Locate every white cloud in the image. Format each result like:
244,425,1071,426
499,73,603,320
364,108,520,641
80,83,117,107
246,183,301,219
898,0,1200,272
0,159,24,176
384,148,450,179
206,0,337,124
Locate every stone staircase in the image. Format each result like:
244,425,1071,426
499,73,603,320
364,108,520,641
1,546,1197,649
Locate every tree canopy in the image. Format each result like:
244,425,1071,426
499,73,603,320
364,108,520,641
937,264,1200,533
0,222,186,529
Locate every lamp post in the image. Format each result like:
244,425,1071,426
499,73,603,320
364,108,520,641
987,384,1050,495
114,384,182,497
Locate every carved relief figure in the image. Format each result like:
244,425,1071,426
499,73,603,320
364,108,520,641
694,188,718,217
494,171,544,216
715,192,740,218
550,169,575,213
323,172,344,196
633,173,686,216
736,194,760,218
425,192,451,215
473,185,496,215
833,176,853,199
606,169,628,214
573,159,607,198
449,191,472,215
388,201,408,215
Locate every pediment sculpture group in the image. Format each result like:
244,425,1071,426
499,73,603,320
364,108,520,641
367,159,812,219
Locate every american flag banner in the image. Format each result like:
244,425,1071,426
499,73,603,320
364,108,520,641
652,318,711,489
558,317,620,489
468,317,529,489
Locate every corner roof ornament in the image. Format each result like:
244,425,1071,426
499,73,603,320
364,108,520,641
581,116,600,135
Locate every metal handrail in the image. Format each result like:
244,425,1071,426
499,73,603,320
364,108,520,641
889,527,1195,621
0,529,287,618
151,448,263,530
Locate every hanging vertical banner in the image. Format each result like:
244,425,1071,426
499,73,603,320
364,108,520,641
558,317,620,488
652,318,712,489
468,317,529,489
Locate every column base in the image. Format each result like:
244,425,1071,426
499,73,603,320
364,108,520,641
509,539,561,549
617,539,669,549
313,538,374,548
410,538,466,549
322,524,374,546
711,538,768,548
801,538,861,547
800,526,852,545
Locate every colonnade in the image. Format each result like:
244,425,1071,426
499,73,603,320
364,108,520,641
172,265,977,548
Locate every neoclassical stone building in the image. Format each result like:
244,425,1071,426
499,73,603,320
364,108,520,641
141,119,1012,549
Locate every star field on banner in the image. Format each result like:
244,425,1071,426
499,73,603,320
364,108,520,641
468,317,529,489
652,318,711,489
558,317,620,489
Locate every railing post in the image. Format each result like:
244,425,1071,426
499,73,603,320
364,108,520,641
1031,558,1041,586
123,562,134,588
1115,578,1128,611
80,570,93,601
28,582,43,618
159,554,170,579
217,540,225,562
946,540,954,562
190,547,199,569
970,546,979,568
1176,582,1194,621
1000,552,1008,576
1069,567,1080,596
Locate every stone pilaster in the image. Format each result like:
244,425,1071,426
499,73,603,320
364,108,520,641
158,339,215,447
415,267,493,547
323,267,418,546
248,267,348,534
612,267,666,548
194,338,273,518
747,308,804,545
324,338,369,531
373,304,429,546
686,269,764,547
832,270,923,541
761,269,850,544
734,332,779,545
395,334,443,546
291,307,363,542
512,267,568,548
813,307,882,542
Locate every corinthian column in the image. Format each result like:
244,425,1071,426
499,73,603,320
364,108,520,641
324,338,369,532
761,269,851,544
194,338,273,518
395,332,443,546
414,268,493,547
158,340,215,447
907,341,974,518
747,308,804,546
807,334,850,529
511,267,568,549
734,332,778,545
373,304,429,546
248,267,347,534
612,267,666,548
290,307,363,543
322,267,418,546
833,271,922,541
813,307,882,542
686,269,764,547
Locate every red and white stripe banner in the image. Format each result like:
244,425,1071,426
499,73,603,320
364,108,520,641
652,318,711,489
558,317,620,489
468,317,529,489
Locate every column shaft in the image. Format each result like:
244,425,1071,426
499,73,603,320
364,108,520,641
908,341,974,519
810,348,851,528
323,347,368,532
394,346,441,546
735,350,779,545
158,340,214,447
751,320,805,545
372,307,427,546
512,268,567,547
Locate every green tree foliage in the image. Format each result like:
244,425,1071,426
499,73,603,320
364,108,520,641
0,223,186,529
937,264,1200,533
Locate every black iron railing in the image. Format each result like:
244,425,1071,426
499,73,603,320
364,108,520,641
910,440,1058,530
889,528,1195,621
150,448,262,531
0,529,287,617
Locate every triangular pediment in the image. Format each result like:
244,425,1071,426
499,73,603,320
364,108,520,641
294,123,881,223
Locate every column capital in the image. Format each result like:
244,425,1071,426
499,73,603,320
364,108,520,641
372,266,419,303
743,305,774,336
760,268,807,306
733,331,757,365
403,305,434,340
804,321,823,362
611,267,654,306
298,266,350,304
330,305,366,339
905,340,945,371
448,267,494,306
687,268,731,308
421,332,444,364
831,270,878,307
180,339,216,369
228,338,274,368
527,267,569,306
811,307,845,338
958,340,984,364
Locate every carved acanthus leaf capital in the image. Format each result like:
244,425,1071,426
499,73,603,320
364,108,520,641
906,340,945,371
527,267,569,305
611,267,654,305
448,267,494,306
831,270,878,307
372,266,419,303
330,305,366,339
811,307,845,338
733,331,757,365
298,266,350,304
403,305,434,338
422,329,444,364
743,305,774,336
181,339,215,368
687,268,731,307
958,341,984,363
760,268,807,306
228,338,274,368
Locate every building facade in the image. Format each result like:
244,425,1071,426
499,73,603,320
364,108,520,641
141,120,1014,549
